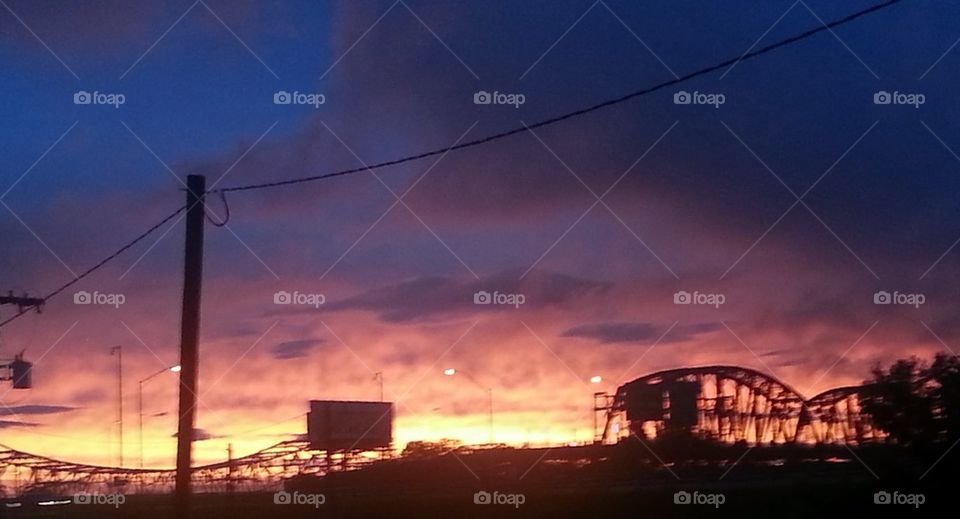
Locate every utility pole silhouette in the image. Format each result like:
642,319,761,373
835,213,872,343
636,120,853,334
175,175,206,515
0,292,43,313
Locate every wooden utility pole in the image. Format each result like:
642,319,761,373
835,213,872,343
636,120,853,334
175,175,206,514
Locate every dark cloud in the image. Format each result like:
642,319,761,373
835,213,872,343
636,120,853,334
325,269,611,323
163,0,960,291
0,420,39,429
172,428,222,441
0,0,268,54
0,405,77,416
270,339,323,360
561,321,719,345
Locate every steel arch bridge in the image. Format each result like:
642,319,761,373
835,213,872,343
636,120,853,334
0,439,384,498
599,365,879,445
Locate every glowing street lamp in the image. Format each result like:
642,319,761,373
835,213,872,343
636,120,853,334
443,368,493,444
139,365,181,469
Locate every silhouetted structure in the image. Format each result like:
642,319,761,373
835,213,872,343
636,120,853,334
0,440,380,498
601,366,878,444
0,365,890,499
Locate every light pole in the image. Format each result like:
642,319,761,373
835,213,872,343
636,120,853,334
139,364,181,468
110,346,123,467
443,368,493,444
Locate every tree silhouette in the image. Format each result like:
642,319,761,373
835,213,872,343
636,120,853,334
929,353,960,441
400,439,462,459
861,353,960,445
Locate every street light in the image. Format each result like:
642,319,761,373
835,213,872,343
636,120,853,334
443,368,493,444
139,365,180,469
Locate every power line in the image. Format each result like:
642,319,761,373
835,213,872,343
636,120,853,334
214,0,903,194
204,191,230,228
0,0,904,330
0,204,188,330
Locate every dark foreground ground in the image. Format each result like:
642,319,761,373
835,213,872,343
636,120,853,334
1,442,950,518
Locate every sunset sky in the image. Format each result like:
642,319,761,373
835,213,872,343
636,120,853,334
1,0,959,468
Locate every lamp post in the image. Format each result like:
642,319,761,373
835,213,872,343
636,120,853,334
139,364,181,468
443,368,493,444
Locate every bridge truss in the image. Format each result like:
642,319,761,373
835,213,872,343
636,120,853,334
599,365,879,445
0,440,384,498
